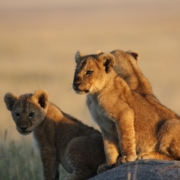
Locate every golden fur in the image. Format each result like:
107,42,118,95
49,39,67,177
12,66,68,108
110,49,158,101
73,51,180,173
4,89,105,180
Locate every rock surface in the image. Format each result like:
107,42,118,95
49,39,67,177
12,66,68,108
89,160,180,180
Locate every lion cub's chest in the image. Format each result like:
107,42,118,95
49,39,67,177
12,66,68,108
97,92,125,119
88,95,118,136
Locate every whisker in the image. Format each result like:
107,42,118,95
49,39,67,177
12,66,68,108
34,127,42,134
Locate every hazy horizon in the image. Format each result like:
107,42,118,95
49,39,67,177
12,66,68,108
1,0,180,143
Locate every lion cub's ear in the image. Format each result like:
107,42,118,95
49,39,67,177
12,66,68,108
96,50,102,54
4,92,18,111
127,50,139,62
32,89,49,110
99,53,115,73
75,51,83,64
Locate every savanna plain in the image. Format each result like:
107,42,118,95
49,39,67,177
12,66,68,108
0,1,180,179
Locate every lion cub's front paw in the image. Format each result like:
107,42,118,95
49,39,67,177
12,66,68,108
97,163,115,174
117,154,137,164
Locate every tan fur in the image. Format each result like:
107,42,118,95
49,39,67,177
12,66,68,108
73,51,180,174
4,89,105,180
111,49,158,101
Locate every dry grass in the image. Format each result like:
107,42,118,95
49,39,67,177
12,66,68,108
0,140,42,180
0,130,67,180
0,0,180,178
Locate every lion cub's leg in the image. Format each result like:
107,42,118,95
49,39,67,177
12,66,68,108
116,107,137,164
158,119,180,160
87,97,119,174
40,150,59,180
65,136,104,180
97,129,119,174
139,119,180,161
64,170,92,180
54,163,60,180
65,154,93,180
138,152,173,160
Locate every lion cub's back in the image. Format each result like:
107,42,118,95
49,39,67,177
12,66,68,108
63,113,105,171
65,131,105,173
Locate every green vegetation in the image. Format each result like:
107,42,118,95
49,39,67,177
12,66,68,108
0,141,67,180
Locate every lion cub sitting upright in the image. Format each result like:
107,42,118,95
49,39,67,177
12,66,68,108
73,51,180,173
4,89,105,180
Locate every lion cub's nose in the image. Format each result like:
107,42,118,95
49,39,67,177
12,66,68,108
20,126,28,131
73,79,81,89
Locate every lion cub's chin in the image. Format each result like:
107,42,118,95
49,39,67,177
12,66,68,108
75,89,89,95
18,131,32,135
17,129,33,135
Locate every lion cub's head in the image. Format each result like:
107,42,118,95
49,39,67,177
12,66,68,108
73,51,116,94
73,49,141,95
4,89,49,135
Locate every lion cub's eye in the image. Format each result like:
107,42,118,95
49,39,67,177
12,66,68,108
29,112,35,118
15,112,20,118
86,70,93,76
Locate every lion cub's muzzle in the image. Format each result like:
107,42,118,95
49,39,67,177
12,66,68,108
17,125,33,135
73,77,89,94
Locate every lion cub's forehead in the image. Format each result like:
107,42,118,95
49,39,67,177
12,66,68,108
14,94,35,112
76,55,99,72
19,93,32,99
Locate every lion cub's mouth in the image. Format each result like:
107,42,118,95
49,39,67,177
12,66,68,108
84,90,89,93
76,89,89,94
73,86,89,94
18,129,32,135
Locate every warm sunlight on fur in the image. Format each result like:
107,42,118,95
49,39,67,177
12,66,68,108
73,50,180,174
4,89,105,180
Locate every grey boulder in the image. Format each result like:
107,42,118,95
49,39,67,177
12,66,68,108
89,160,180,180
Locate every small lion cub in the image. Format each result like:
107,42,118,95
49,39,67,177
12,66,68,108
4,89,105,180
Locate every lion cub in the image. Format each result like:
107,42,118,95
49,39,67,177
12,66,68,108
110,49,158,101
4,89,105,180
73,51,180,173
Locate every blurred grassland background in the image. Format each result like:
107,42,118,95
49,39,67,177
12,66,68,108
0,0,180,179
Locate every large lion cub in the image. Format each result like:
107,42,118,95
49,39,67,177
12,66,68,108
73,51,180,173
4,89,105,180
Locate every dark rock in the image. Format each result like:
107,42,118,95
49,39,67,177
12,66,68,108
89,160,180,180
